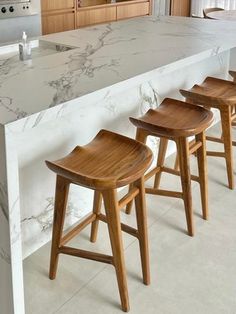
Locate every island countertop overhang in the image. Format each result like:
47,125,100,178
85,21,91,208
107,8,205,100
1,15,236,126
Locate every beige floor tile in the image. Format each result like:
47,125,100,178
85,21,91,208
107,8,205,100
24,122,236,314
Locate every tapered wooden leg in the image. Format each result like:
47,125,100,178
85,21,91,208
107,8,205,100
153,138,168,189
174,138,181,171
220,107,234,189
174,153,179,171
134,177,150,285
49,175,70,280
174,140,201,171
232,105,236,126
103,189,130,312
125,183,134,215
196,132,209,220
90,191,102,243
126,128,148,215
229,73,236,125
176,138,194,237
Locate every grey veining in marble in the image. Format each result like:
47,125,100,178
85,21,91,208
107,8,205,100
0,181,8,221
0,247,11,264
1,16,236,126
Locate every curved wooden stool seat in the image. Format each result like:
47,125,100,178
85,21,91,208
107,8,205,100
46,129,153,190
46,129,153,312
127,98,213,237
180,76,236,190
130,98,213,138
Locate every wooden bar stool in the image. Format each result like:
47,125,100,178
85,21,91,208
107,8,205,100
45,129,153,312
229,70,236,127
126,98,213,237
180,76,236,190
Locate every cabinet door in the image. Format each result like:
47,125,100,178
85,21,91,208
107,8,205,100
170,0,190,16
41,0,75,12
42,12,75,35
77,7,116,27
117,2,149,20
79,0,108,7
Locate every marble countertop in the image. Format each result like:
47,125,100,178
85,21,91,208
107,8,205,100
1,15,236,126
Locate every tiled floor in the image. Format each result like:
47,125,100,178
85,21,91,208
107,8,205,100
24,123,236,314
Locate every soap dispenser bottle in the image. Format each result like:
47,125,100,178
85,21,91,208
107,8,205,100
19,31,32,61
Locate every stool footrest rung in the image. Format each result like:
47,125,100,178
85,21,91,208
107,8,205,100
162,166,200,183
206,136,236,147
189,141,202,154
146,188,183,199
231,113,236,122
206,136,223,144
144,166,161,181
118,187,139,210
98,213,139,238
60,213,96,246
207,151,225,158
59,246,113,265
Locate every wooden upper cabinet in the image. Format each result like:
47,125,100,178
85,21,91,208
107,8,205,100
170,0,190,16
41,0,76,12
79,0,108,7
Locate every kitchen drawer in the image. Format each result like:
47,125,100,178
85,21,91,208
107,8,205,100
41,0,75,12
117,2,149,20
77,7,116,27
79,0,108,7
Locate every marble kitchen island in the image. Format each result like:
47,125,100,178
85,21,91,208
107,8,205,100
1,15,236,314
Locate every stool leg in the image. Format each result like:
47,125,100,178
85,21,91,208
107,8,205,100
103,189,129,312
174,154,179,171
230,76,236,124
176,138,194,237
153,138,168,189
134,177,150,285
49,176,70,280
126,128,148,215
232,105,236,126
196,132,209,220
220,107,234,189
90,191,102,243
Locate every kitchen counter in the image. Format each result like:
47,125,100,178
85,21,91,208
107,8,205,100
1,16,236,126
1,16,236,314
